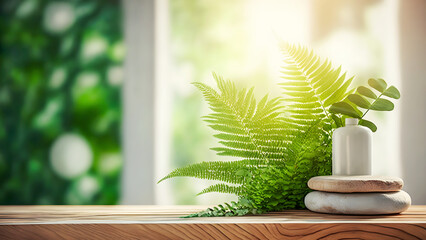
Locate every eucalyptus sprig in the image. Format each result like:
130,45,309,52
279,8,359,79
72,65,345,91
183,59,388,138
329,78,401,132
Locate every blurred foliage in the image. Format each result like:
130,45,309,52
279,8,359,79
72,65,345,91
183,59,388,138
0,0,123,204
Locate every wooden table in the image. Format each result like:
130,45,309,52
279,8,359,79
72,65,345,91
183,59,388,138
0,205,425,239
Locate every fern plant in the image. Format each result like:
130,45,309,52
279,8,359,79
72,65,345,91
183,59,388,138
158,43,400,217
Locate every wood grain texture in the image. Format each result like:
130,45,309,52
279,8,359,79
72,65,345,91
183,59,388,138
0,205,425,239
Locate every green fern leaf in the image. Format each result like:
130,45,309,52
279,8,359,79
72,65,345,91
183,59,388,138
197,183,243,196
193,74,287,163
182,200,261,218
158,160,262,184
280,43,354,128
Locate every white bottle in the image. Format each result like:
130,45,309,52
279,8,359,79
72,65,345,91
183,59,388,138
332,118,372,175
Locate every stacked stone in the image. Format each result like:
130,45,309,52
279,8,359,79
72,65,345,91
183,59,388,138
304,175,411,215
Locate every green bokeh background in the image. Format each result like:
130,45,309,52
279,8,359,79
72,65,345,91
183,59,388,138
0,0,123,204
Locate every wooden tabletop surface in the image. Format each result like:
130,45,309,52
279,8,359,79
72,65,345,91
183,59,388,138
0,205,426,224
0,205,425,239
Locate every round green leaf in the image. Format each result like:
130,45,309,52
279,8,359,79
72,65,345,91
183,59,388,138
383,86,401,99
368,78,387,93
348,94,371,109
359,119,377,132
370,98,394,111
329,102,362,118
357,86,377,99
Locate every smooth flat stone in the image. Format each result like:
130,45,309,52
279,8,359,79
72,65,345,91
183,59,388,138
307,175,403,193
305,190,411,215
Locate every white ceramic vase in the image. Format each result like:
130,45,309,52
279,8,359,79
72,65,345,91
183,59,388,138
332,118,372,175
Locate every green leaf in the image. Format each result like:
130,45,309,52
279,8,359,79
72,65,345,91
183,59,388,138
359,119,377,132
368,78,387,93
197,184,243,196
182,200,256,218
370,98,394,111
383,86,400,99
280,43,354,128
347,94,371,109
157,160,258,184
357,86,377,99
329,102,362,118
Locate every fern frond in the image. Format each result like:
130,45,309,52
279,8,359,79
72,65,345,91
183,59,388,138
197,183,243,196
157,160,262,184
192,74,290,162
280,43,354,128
182,200,261,218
